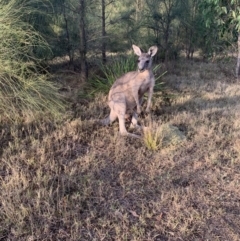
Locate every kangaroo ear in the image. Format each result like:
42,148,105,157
148,46,158,57
132,44,142,56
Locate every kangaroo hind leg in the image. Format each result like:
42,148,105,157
129,112,141,129
101,109,117,126
118,112,141,139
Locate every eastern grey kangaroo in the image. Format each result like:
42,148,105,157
102,44,158,138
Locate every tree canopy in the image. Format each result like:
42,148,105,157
1,0,240,80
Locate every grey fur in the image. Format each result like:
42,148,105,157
102,44,158,138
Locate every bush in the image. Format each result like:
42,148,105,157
0,0,65,123
87,55,165,96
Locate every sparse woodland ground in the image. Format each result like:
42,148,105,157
1,58,240,240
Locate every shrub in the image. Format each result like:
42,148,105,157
143,123,186,151
87,55,165,96
0,0,65,123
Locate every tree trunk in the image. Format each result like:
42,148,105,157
63,5,73,66
135,0,142,21
102,0,106,64
79,0,87,81
237,32,240,82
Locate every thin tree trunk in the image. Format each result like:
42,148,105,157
102,0,106,64
236,32,240,82
63,5,73,65
79,0,87,81
135,0,141,21
164,23,170,61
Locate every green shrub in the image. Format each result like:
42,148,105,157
0,0,65,123
87,55,136,95
87,55,165,96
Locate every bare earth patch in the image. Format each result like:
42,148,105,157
1,59,240,240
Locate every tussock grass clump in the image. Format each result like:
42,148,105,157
0,0,65,122
87,55,136,95
87,55,165,96
143,122,186,150
143,122,164,151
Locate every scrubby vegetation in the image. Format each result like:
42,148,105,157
1,58,240,240
0,0,65,122
1,0,240,240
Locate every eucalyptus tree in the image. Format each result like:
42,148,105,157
106,0,145,52
145,0,180,61
97,0,115,63
79,0,87,80
177,0,203,59
201,0,240,79
48,0,88,70
49,0,78,64
50,0,115,72
229,1,240,79
102,0,107,63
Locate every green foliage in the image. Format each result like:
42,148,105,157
143,125,163,151
143,123,186,151
198,0,239,58
37,0,240,66
0,0,65,122
201,0,240,31
87,55,137,95
87,55,164,96
1,0,236,76
50,0,80,59
153,65,166,91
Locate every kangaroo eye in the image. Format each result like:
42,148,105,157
146,60,149,64
137,59,140,63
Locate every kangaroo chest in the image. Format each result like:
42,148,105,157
136,71,153,95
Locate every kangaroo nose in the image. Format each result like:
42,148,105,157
138,64,144,71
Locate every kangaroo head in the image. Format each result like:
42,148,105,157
132,45,158,72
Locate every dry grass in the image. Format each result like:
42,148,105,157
1,58,240,240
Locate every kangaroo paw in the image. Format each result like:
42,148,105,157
119,131,141,139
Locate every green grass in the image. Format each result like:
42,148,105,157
86,55,165,96
143,122,164,151
0,0,65,123
87,55,137,95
